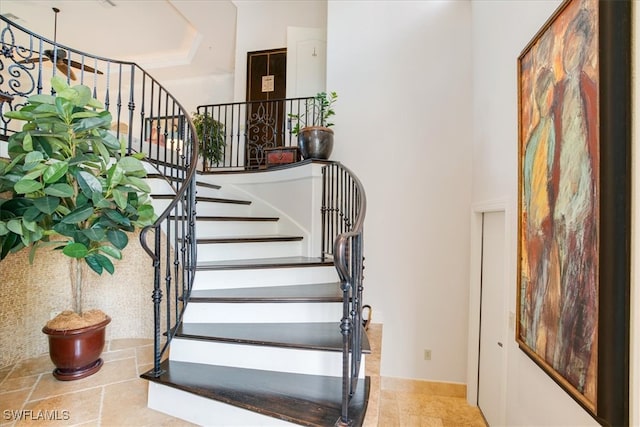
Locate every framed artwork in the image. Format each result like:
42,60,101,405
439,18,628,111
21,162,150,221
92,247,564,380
145,115,185,147
516,0,630,425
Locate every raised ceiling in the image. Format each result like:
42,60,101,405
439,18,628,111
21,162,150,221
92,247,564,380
0,0,237,81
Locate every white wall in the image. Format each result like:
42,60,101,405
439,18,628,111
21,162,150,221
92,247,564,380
326,0,473,383
471,0,638,425
163,74,235,114
232,0,327,101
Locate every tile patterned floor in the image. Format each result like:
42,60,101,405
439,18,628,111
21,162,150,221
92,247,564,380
0,326,485,427
364,325,486,427
0,338,191,427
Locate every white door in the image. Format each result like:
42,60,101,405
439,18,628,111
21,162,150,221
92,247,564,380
286,27,326,98
478,211,506,426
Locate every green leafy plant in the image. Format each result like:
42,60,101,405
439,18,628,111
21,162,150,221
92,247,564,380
192,111,225,170
288,91,338,136
0,76,156,315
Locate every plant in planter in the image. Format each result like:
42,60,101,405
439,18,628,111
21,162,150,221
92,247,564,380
192,111,225,170
288,91,338,160
0,76,155,380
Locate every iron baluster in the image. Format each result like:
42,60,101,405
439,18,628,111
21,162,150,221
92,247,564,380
322,162,367,426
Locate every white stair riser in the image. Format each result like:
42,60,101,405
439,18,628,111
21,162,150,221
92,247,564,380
182,302,342,323
197,240,303,261
194,186,241,199
152,199,252,216
142,162,161,174
148,382,298,426
168,220,279,239
147,179,176,196
169,339,366,378
195,220,278,237
193,266,339,290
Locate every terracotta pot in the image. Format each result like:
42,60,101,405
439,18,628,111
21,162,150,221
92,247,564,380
297,126,334,160
42,316,111,381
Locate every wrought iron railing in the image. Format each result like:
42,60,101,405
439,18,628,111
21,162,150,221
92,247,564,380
1,16,369,424
321,162,367,426
0,16,198,378
196,97,316,171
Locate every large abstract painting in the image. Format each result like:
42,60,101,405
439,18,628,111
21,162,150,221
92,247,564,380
516,0,630,424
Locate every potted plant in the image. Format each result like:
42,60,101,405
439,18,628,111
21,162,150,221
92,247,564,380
0,76,155,380
192,111,225,170
288,91,337,160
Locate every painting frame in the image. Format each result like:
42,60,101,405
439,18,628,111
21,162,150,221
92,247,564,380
516,0,630,425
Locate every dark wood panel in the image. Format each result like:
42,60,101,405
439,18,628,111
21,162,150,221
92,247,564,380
246,48,286,102
170,215,279,222
189,282,342,303
151,194,251,205
196,235,303,244
142,361,370,426
175,322,371,353
196,256,334,271
246,48,287,169
195,181,222,190
145,174,222,190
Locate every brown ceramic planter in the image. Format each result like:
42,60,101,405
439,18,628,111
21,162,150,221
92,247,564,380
42,316,111,381
297,126,334,160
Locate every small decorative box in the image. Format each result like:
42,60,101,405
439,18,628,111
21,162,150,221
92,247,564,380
265,147,300,168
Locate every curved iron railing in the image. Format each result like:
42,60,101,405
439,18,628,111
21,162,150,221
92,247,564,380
196,97,314,171
1,16,369,423
0,16,199,377
321,162,367,426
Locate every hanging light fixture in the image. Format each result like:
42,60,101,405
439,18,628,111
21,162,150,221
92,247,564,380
20,7,104,80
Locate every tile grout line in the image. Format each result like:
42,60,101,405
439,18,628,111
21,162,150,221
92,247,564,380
97,384,105,427
13,354,140,405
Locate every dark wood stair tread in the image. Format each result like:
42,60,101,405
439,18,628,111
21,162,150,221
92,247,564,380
188,283,342,303
174,322,371,353
195,181,222,190
169,215,279,222
151,194,251,205
196,235,303,244
146,173,222,189
197,256,334,271
141,360,370,426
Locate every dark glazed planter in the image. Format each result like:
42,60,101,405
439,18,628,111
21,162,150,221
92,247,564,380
42,316,111,381
297,126,334,160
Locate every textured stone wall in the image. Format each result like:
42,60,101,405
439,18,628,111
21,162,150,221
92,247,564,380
0,231,156,367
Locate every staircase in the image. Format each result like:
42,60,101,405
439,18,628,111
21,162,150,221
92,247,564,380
141,164,371,426
0,15,369,426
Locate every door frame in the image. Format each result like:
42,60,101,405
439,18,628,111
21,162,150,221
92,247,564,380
246,47,287,103
245,48,287,168
467,199,511,424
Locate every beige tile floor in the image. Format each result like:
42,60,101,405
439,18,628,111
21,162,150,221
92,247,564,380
0,326,485,427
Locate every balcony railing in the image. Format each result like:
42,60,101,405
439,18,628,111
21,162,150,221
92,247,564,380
196,97,317,171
